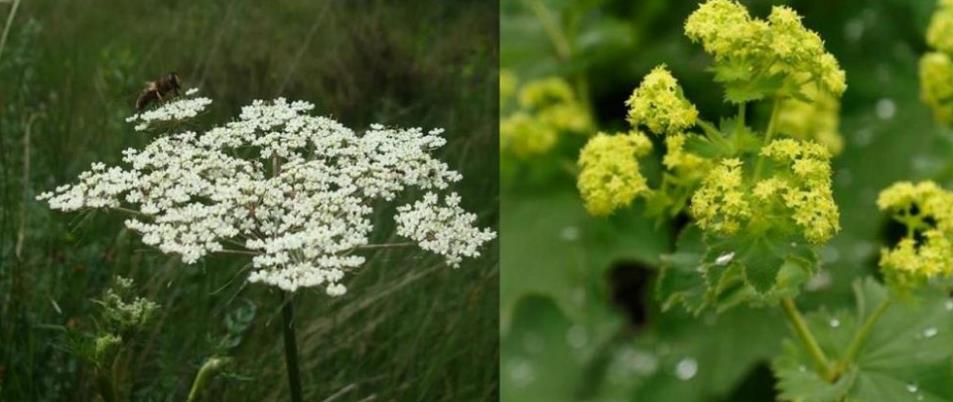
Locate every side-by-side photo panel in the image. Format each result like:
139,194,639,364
0,1,498,401
501,0,953,401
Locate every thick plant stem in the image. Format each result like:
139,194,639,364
281,292,304,402
835,298,892,375
780,298,835,381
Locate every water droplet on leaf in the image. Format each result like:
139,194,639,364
674,357,698,381
715,252,735,266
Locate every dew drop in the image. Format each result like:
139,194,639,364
876,98,896,120
853,128,874,147
805,270,832,292
844,19,864,41
508,359,536,387
923,327,938,338
945,299,953,311
907,383,918,393
566,325,588,349
560,226,579,242
830,318,841,328
621,348,658,376
674,357,698,381
715,252,735,266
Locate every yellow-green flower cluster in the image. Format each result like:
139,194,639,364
877,181,953,285
927,0,953,54
691,158,750,234
684,0,846,98
920,53,953,124
577,131,653,216
920,0,953,126
500,112,557,157
775,85,844,155
758,139,839,244
626,65,699,135
691,139,839,244
500,76,592,158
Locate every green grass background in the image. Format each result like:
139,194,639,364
501,0,953,401
0,1,499,401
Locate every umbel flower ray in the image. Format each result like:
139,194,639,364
39,95,496,295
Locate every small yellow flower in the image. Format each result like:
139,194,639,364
691,158,751,235
518,77,575,110
577,131,653,216
759,139,838,243
919,52,953,125
537,102,592,134
626,65,699,135
684,0,758,58
500,75,593,158
878,181,953,286
776,83,845,155
684,1,846,99
500,112,557,157
927,0,953,54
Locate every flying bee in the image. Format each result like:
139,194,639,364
136,72,181,111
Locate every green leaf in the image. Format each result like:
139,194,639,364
774,278,953,402
657,225,706,313
501,186,669,327
659,226,818,314
501,295,588,402
593,305,787,401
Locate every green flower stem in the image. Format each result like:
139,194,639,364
522,0,571,60
753,97,781,181
187,356,231,402
834,297,893,376
281,292,304,402
781,298,835,380
522,0,593,118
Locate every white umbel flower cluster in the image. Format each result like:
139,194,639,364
395,192,497,267
38,97,496,295
125,88,212,131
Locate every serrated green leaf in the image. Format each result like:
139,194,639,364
774,278,953,402
657,225,707,313
773,340,857,402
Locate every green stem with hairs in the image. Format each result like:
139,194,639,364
781,298,836,381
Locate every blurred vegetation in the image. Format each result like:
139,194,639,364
501,0,953,401
0,0,498,401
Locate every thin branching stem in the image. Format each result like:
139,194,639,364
780,298,836,381
835,297,892,376
356,242,414,250
0,0,22,65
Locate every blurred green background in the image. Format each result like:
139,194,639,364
0,0,498,401
501,0,953,401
